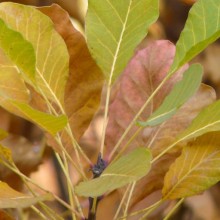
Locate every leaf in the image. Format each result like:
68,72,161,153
0,18,35,84
0,181,52,208
75,148,152,197
0,2,69,106
163,132,220,199
4,100,67,136
138,63,203,127
38,4,104,147
104,40,216,208
105,40,188,154
177,100,220,143
0,71,29,103
86,0,159,83
0,47,30,103
170,0,220,74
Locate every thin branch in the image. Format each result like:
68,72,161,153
109,74,171,159
163,198,185,220
123,182,136,219
119,199,163,219
113,184,131,220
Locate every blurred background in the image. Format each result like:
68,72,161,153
0,0,219,219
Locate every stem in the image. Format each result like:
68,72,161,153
3,161,82,218
140,199,164,220
109,74,171,159
38,202,63,220
111,127,142,163
55,153,84,219
5,161,64,220
55,135,87,180
163,198,185,220
39,87,92,169
119,199,163,219
88,197,99,220
113,184,131,220
151,138,182,163
100,82,111,156
148,124,164,148
122,182,136,219
31,206,48,220
62,152,77,220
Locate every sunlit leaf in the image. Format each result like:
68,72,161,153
0,18,35,84
0,43,30,105
170,0,220,74
38,4,104,151
3,100,67,136
0,68,30,103
138,64,203,127
163,132,220,199
177,100,220,142
0,2,69,106
0,181,52,208
75,148,152,197
86,0,159,83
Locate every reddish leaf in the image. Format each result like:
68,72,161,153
105,40,187,155
0,210,14,220
38,4,104,152
104,40,216,210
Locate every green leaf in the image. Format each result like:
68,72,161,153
86,0,159,83
0,2,69,106
6,100,67,136
177,100,220,142
170,0,220,74
163,132,220,199
137,64,203,127
75,147,152,197
0,62,30,103
0,18,35,84
0,181,52,208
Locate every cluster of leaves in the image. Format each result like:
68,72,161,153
0,0,219,219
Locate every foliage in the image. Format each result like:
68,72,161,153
0,0,218,219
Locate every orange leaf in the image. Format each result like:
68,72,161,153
163,132,220,199
38,4,104,152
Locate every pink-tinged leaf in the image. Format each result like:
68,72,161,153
104,40,216,209
105,40,187,155
163,132,220,199
38,4,104,152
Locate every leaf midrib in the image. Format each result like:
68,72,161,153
36,68,63,109
164,146,220,199
108,0,133,83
